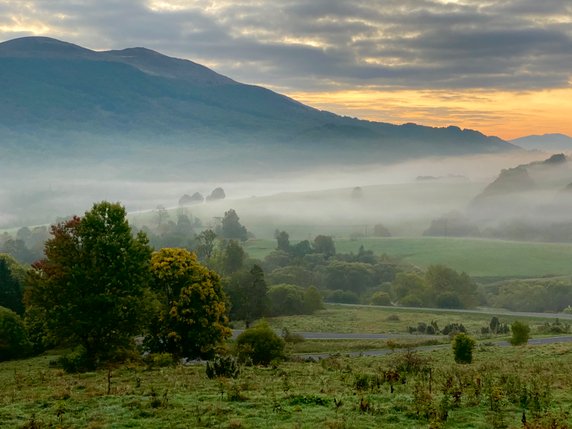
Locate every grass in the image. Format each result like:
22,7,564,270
2,342,572,428
244,236,572,279
285,303,563,331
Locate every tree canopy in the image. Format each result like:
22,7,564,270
146,247,231,358
26,202,152,367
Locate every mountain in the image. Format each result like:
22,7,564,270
0,37,514,166
0,37,519,227
511,134,572,152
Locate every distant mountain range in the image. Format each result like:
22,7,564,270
0,36,515,172
510,134,572,152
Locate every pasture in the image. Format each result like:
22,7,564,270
245,237,572,279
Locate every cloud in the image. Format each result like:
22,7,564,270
0,0,570,93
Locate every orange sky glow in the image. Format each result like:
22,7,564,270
287,87,572,141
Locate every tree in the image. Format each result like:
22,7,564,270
196,229,217,261
25,202,152,368
236,321,285,365
220,209,248,241
0,306,32,361
146,248,230,358
452,333,476,364
313,235,335,258
274,230,290,253
303,286,323,314
226,265,268,327
206,187,226,201
370,291,392,306
267,284,305,316
489,316,500,334
373,224,391,237
0,254,25,314
425,265,478,309
220,240,246,275
510,321,530,346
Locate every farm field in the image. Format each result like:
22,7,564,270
244,237,572,279
2,341,572,428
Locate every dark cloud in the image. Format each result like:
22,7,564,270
0,0,570,91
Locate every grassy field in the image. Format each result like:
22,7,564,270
2,342,572,428
268,304,565,338
2,305,571,428
245,236,572,279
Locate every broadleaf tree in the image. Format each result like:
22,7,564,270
25,202,152,368
146,247,231,358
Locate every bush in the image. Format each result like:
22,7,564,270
510,321,530,346
452,333,476,364
206,354,240,379
303,286,323,314
57,347,95,373
370,291,392,306
267,284,304,316
236,321,285,365
0,306,32,361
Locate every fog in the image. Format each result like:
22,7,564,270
0,148,556,239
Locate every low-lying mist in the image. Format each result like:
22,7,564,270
0,148,552,237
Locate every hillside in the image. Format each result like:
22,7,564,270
0,36,514,165
419,154,572,242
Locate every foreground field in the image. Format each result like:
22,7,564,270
245,237,572,279
2,342,572,429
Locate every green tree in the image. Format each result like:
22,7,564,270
323,261,375,294
236,321,285,365
274,230,290,253
303,286,323,314
370,291,392,306
0,306,32,361
452,332,476,364
26,202,152,368
425,265,478,309
220,240,246,275
220,209,248,241
267,284,305,316
510,321,530,346
147,247,231,358
226,265,269,327
196,229,217,261
313,235,335,258
0,254,26,315
489,316,500,334
391,272,428,304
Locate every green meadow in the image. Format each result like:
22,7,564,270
245,237,572,279
2,340,572,428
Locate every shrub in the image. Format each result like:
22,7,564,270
370,291,392,306
510,321,530,346
57,347,94,373
303,286,323,314
267,284,304,316
0,306,32,361
452,333,476,364
206,354,240,379
236,321,285,365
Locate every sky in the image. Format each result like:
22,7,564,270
0,0,571,139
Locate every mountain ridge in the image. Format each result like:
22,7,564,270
0,36,516,171
510,133,572,152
